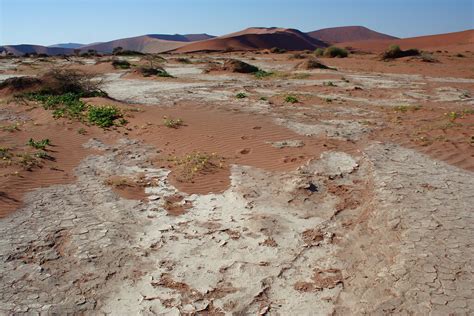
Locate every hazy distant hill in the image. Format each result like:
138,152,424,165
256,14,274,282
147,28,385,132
0,44,73,56
49,43,85,49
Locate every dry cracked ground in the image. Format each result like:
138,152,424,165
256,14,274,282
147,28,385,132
0,52,473,315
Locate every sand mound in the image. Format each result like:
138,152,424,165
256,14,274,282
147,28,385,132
222,59,259,73
295,58,331,70
0,76,42,94
172,27,327,53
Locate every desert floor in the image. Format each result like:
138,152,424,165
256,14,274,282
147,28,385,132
0,51,473,314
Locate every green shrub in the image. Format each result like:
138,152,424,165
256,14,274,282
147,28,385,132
314,48,324,57
382,45,420,60
236,92,247,99
139,66,173,78
87,105,122,128
285,95,299,103
163,117,184,128
324,46,349,58
254,70,274,79
112,59,131,69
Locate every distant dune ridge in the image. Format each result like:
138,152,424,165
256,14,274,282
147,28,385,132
307,26,398,43
172,27,327,53
0,27,472,56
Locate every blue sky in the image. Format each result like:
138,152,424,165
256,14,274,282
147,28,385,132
1,0,472,45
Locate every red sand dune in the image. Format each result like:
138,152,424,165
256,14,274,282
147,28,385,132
307,26,398,44
337,29,474,52
172,27,327,53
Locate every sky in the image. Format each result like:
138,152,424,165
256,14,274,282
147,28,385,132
1,0,473,46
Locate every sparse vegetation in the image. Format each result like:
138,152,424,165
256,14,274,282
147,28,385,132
77,128,87,135
169,152,224,181
163,117,184,128
285,95,299,103
236,92,247,99
394,104,421,113
323,46,349,58
1,123,21,132
270,47,287,54
176,57,192,64
323,81,336,87
17,153,41,171
314,48,324,57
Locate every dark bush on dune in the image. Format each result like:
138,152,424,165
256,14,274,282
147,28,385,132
39,69,105,96
0,76,43,93
323,46,349,58
112,59,131,69
222,59,259,73
381,45,420,60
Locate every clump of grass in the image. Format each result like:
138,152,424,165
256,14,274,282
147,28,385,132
254,70,274,79
87,105,122,128
17,153,41,171
259,96,268,101
323,46,349,58
170,152,224,182
325,98,333,103
236,92,247,99
1,123,21,132
34,150,54,160
27,138,50,150
112,59,131,69
394,104,421,113
0,147,11,160
285,95,299,103
78,128,87,135
163,117,184,129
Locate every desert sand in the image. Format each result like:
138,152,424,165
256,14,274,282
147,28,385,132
0,34,473,315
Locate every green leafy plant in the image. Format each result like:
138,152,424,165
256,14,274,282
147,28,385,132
285,95,299,103
254,70,274,79
87,105,122,128
27,138,51,150
236,92,247,99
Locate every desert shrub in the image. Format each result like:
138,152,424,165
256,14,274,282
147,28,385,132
236,92,247,99
419,53,438,63
163,117,184,128
223,59,259,73
37,69,106,97
314,48,325,57
138,66,173,78
455,53,465,57
254,70,274,79
289,53,306,59
170,152,224,181
324,46,349,58
285,95,299,103
270,47,287,54
112,59,131,69
176,57,192,64
87,105,122,128
381,45,420,60
0,76,42,91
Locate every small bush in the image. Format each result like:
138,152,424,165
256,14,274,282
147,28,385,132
163,117,184,128
27,138,50,150
112,59,131,69
270,47,287,54
285,95,299,103
87,105,122,128
382,45,420,60
323,46,349,58
176,57,192,64
223,59,259,73
236,92,247,99
138,66,173,78
289,53,306,59
254,70,274,79
314,48,324,57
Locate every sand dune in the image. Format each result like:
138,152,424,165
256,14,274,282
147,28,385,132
0,44,73,56
338,29,474,52
307,26,398,43
173,27,327,53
